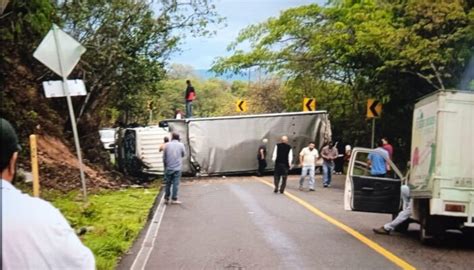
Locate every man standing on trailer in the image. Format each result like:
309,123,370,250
272,136,293,194
184,80,196,118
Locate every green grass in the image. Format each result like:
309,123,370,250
46,185,159,270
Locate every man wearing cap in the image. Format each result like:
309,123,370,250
1,118,95,269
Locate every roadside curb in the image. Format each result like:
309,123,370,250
117,185,166,270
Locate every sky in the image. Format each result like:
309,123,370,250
169,0,326,70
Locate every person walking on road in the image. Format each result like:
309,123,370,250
257,138,268,176
373,185,411,235
299,142,319,191
163,132,186,204
1,118,95,270
367,139,390,177
321,141,338,188
272,136,293,194
184,80,196,118
334,139,345,175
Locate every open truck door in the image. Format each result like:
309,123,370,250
344,147,405,214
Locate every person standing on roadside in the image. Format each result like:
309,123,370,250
163,132,186,204
184,80,196,118
321,141,338,188
299,142,319,191
367,139,390,177
256,138,268,176
381,137,393,160
1,118,95,270
159,136,169,184
159,136,169,152
334,139,345,175
272,136,293,194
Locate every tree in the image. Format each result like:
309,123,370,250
211,0,474,164
56,0,223,127
0,0,62,139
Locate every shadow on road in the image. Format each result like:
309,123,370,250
404,228,474,250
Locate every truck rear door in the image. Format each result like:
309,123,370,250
344,148,403,214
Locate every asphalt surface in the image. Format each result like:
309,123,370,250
119,174,474,270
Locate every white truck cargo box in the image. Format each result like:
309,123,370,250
410,90,474,229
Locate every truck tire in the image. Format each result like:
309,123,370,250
419,202,445,245
419,213,433,244
418,200,436,245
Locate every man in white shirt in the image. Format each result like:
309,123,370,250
1,118,95,270
299,142,319,191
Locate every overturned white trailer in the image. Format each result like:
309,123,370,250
160,111,331,176
115,125,169,176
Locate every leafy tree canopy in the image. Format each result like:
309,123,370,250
212,0,474,164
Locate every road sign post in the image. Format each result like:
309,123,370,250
53,25,88,201
367,99,382,148
30,135,40,197
371,118,375,148
34,24,88,201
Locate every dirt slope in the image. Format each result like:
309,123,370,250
34,135,126,192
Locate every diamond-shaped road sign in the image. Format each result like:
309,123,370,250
236,100,247,112
367,99,382,118
303,98,316,111
33,24,86,77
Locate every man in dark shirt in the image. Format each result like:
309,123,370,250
272,136,293,194
184,80,196,118
321,141,338,187
257,138,268,176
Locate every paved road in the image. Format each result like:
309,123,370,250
120,174,474,270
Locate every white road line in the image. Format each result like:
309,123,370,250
130,195,167,270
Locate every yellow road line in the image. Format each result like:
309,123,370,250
255,177,416,270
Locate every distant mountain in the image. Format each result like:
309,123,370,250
195,69,257,82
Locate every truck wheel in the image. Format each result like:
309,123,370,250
419,213,433,244
419,212,445,245
462,229,474,241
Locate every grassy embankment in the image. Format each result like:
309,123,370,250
37,183,159,270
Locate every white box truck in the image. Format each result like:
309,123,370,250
344,90,474,242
